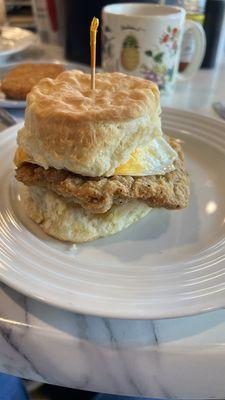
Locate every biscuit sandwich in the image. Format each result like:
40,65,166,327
14,70,189,242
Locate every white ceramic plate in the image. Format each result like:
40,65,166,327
0,108,225,319
0,27,37,58
0,61,91,109
0,96,26,109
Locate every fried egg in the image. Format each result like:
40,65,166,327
114,136,178,176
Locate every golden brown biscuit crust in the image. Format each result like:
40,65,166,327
17,71,161,176
1,63,64,100
16,138,190,214
24,187,151,243
28,70,160,122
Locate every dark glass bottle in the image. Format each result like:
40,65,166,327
179,0,206,72
202,0,225,68
63,0,158,65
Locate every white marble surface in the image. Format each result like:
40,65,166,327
2,282,225,399
0,49,225,398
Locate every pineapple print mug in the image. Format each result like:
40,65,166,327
102,3,206,92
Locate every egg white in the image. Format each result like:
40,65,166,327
114,136,178,176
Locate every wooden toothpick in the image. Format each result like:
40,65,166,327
90,16,99,90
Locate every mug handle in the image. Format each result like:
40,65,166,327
177,19,206,82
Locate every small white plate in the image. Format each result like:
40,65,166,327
0,27,37,58
0,95,26,109
0,108,225,319
0,61,91,109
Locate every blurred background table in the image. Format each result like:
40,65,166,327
3,42,225,122
0,43,225,398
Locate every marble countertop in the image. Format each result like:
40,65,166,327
0,48,225,399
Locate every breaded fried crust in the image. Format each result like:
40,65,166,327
1,63,64,100
16,138,189,214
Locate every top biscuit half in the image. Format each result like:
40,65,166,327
16,70,161,177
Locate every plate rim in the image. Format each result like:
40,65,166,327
1,109,225,319
0,98,26,108
0,61,91,108
0,27,37,57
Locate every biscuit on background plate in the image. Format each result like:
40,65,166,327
1,63,64,100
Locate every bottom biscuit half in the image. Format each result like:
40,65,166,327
23,186,151,243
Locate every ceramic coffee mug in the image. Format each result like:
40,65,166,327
102,3,206,91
